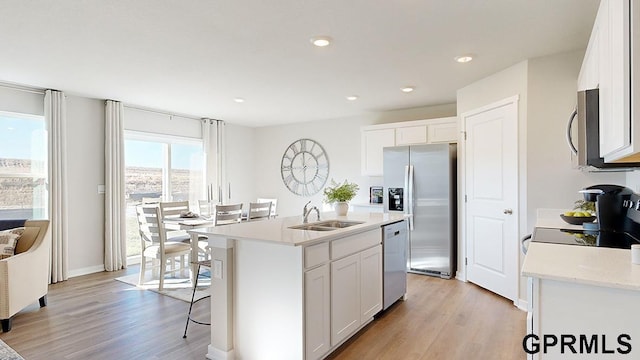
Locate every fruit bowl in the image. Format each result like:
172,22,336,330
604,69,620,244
559,214,597,225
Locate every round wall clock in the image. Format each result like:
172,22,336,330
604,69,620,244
280,138,330,196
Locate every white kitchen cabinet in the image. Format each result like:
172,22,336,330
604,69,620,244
330,252,361,346
361,117,458,176
359,245,382,322
427,120,458,143
584,0,640,162
304,264,330,360
526,277,640,360
577,2,601,91
395,125,427,145
361,128,395,176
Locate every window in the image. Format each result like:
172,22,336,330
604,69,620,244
124,132,204,259
0,111,47,220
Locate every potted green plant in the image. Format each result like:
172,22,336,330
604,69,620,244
323,179,360,216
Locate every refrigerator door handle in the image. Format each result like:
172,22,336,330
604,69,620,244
408,165,415,231
404,165,411,228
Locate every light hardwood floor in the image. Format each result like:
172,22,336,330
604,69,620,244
0,268,525,359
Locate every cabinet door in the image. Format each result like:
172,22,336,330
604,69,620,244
428,122,458,143
305,264,330,360
578,17,600,91
395,125,427,145
331,253,361,346
599,0,632,159
360,245,382,322
361,128,395,176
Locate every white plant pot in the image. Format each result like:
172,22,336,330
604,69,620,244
334,202,349,216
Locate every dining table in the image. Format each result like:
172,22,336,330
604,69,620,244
163,216,214,284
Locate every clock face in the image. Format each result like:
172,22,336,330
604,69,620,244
281,138,330,196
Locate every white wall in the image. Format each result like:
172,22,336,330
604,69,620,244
65,95,106,276
252,105,456,217
527,51,625,232
457,50,626,303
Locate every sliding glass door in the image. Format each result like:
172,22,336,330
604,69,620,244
0,111,47,220
124,132,203,260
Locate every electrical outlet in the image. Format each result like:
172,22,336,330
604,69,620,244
213,260,223,279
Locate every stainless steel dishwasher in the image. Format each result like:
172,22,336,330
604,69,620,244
383,220,407,310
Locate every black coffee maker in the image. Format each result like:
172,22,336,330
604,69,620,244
581,184,634,232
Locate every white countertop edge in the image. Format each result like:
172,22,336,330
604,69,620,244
522,242,640,291
188,212,406,247
521,270,640,292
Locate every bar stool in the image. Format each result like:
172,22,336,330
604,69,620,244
182,259,211,338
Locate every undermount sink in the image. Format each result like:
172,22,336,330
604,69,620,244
288,220,365,231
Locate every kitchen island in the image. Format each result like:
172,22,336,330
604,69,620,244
521,211,640,359
190,212,405,360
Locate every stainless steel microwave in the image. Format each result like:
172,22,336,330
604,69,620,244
567,89,640,169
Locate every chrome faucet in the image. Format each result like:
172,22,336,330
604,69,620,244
303,201,320,223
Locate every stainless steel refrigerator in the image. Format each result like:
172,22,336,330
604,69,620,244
383,143,457,279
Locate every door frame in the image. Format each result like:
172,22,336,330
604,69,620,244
457,95,521,306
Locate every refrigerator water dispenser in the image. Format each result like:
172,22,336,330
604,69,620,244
388,188,404,211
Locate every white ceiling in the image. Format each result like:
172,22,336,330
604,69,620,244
0,0,599,127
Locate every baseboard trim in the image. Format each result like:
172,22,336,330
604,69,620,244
516,298,528,311
206,345,235,360
68,265,105,278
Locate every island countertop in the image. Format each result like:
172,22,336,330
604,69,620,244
189,211,406,246
521,209,640,291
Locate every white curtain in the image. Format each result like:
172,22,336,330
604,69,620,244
201,119,223,203
45,90,68,283
105,100,127,271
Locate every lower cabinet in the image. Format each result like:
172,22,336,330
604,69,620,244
331,252,361,345
360,245,383,322
330,244,383,346
304,264,330,360
304,230,383,359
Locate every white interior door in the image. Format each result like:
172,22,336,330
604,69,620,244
464,97,518,302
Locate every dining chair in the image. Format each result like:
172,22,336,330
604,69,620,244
257,198,277,218
160,201,211,261
214,203,243,226
159,201,190,218
198,200,216,218
247,201,272,221
136,205,191,291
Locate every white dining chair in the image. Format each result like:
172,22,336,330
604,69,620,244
257,198,277,218
214,204,243,226
248,202,272,221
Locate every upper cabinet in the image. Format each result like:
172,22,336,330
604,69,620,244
582,0,640,162
361,128,395,176
361,117,458,176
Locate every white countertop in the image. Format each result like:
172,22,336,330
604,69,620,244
189,211,405,247
521,208,640,291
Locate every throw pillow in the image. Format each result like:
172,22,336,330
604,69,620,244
0,227,24,259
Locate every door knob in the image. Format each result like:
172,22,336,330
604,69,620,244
503,208,513,215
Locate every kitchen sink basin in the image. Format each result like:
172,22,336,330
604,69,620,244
288,220,364,231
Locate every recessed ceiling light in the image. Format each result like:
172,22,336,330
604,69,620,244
234,98,245,103
455,55,474,63
346,95,359,101
310,36,332,47
401,86,415,93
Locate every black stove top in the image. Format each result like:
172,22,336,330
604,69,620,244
532,227,640,249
